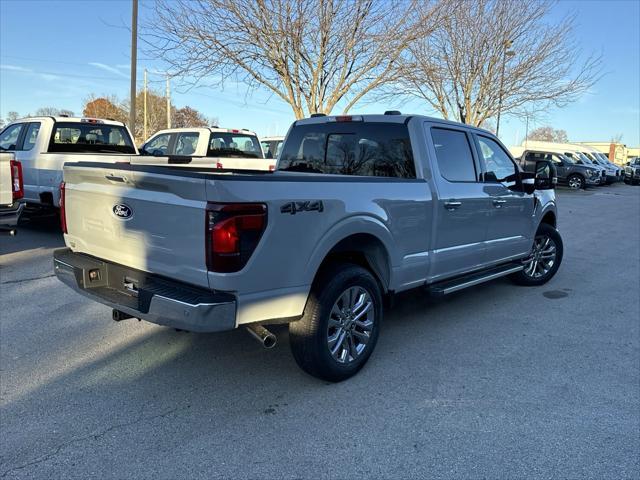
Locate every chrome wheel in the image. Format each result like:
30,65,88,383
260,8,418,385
523,235,557,279
568,176,583,189
327,286,375,364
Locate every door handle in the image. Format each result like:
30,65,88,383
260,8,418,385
105,174,128,183
444,200,462,211
493,198,507,208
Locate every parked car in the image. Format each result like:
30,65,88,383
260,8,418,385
519,141,607,185
0,117,137,208
141,127,275,171
260,136,284,159
54,113,562,382
593,152,624,180
624,157,640,185
580,149,620,183
512,148,600,190
0,152,24,234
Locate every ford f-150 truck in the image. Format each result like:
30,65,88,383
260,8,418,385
54,113,563,381
141,127,275,171
0,116,137,208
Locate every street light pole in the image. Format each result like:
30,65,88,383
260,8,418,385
495,40,514,138
129,0,138,137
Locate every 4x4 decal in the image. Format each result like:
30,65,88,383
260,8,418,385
280,200,324,215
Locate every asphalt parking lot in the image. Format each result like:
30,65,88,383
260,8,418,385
1,184,638,479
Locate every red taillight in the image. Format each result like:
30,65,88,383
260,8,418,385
335,115,353,122
216,162,224,169
10,160,23,200
206,203,267,273
268,164,275,171
59,181,67,233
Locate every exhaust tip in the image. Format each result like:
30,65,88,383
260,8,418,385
246,324,277,349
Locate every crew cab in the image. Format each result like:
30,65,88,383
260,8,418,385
0,117,137,208
140,127,275,171
54,113,563,381
511,147,600,190
0,152,24,234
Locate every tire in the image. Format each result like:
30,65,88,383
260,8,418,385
289,263,382,382
567,174,584,190
510,223,563,286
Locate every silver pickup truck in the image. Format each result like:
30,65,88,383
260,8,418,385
54,113,563,381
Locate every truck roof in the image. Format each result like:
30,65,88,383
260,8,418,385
11,116,127,127
151,127,259,136
294,113,495,136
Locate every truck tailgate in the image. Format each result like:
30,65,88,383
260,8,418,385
63,164,210,288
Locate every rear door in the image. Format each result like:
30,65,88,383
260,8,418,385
426,124,492,280
63,164,210,287
474,134,534,264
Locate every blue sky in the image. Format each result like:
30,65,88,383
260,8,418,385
1,0,638,145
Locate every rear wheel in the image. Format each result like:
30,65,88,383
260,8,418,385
510,223,563,286
289,263,382,382
567,174,584,190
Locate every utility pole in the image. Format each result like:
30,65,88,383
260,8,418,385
129,0,138,136
495,39,514,138
166,74,171,128
143,69,148,140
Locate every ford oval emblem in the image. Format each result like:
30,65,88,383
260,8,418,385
113,204,133,219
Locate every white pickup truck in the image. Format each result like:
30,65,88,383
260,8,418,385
141,127,275,171
54,113,562,381
0,116,137,208
0,152,24,233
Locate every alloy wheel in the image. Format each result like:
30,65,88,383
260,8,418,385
523,235,557,279
327,286,375,364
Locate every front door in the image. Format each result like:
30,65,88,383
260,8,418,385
426,124,493,281
475,134,534,264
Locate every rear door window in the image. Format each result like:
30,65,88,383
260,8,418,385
430,127,477,182
0,123,24,151
174,132,199,155
23,122,41,151
279,122,416,178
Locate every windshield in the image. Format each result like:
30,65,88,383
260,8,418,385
208,133,263,158
49,122,135,154
559,153,575,164
576,153,594,165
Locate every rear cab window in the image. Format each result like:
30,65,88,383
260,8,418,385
49,121,135,154
208,133,263,158
279,122,416,178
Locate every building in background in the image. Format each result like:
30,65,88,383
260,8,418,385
578,142,640,165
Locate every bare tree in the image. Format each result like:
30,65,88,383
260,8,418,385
35,107,74,117
394,0,601,127
146,0,443,119
526,126,569,143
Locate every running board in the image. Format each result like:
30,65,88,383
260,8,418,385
427,263,523,296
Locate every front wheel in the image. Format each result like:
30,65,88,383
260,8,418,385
567,174,585,190
510,223,563,286
289,263,382,382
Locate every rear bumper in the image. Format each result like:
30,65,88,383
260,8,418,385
0,202,25,227
53,248,237,332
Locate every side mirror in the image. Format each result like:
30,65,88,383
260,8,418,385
534,160,556,190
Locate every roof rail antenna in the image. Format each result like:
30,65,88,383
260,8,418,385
384,110,401,115
210,125,219,128
310,113,326,118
